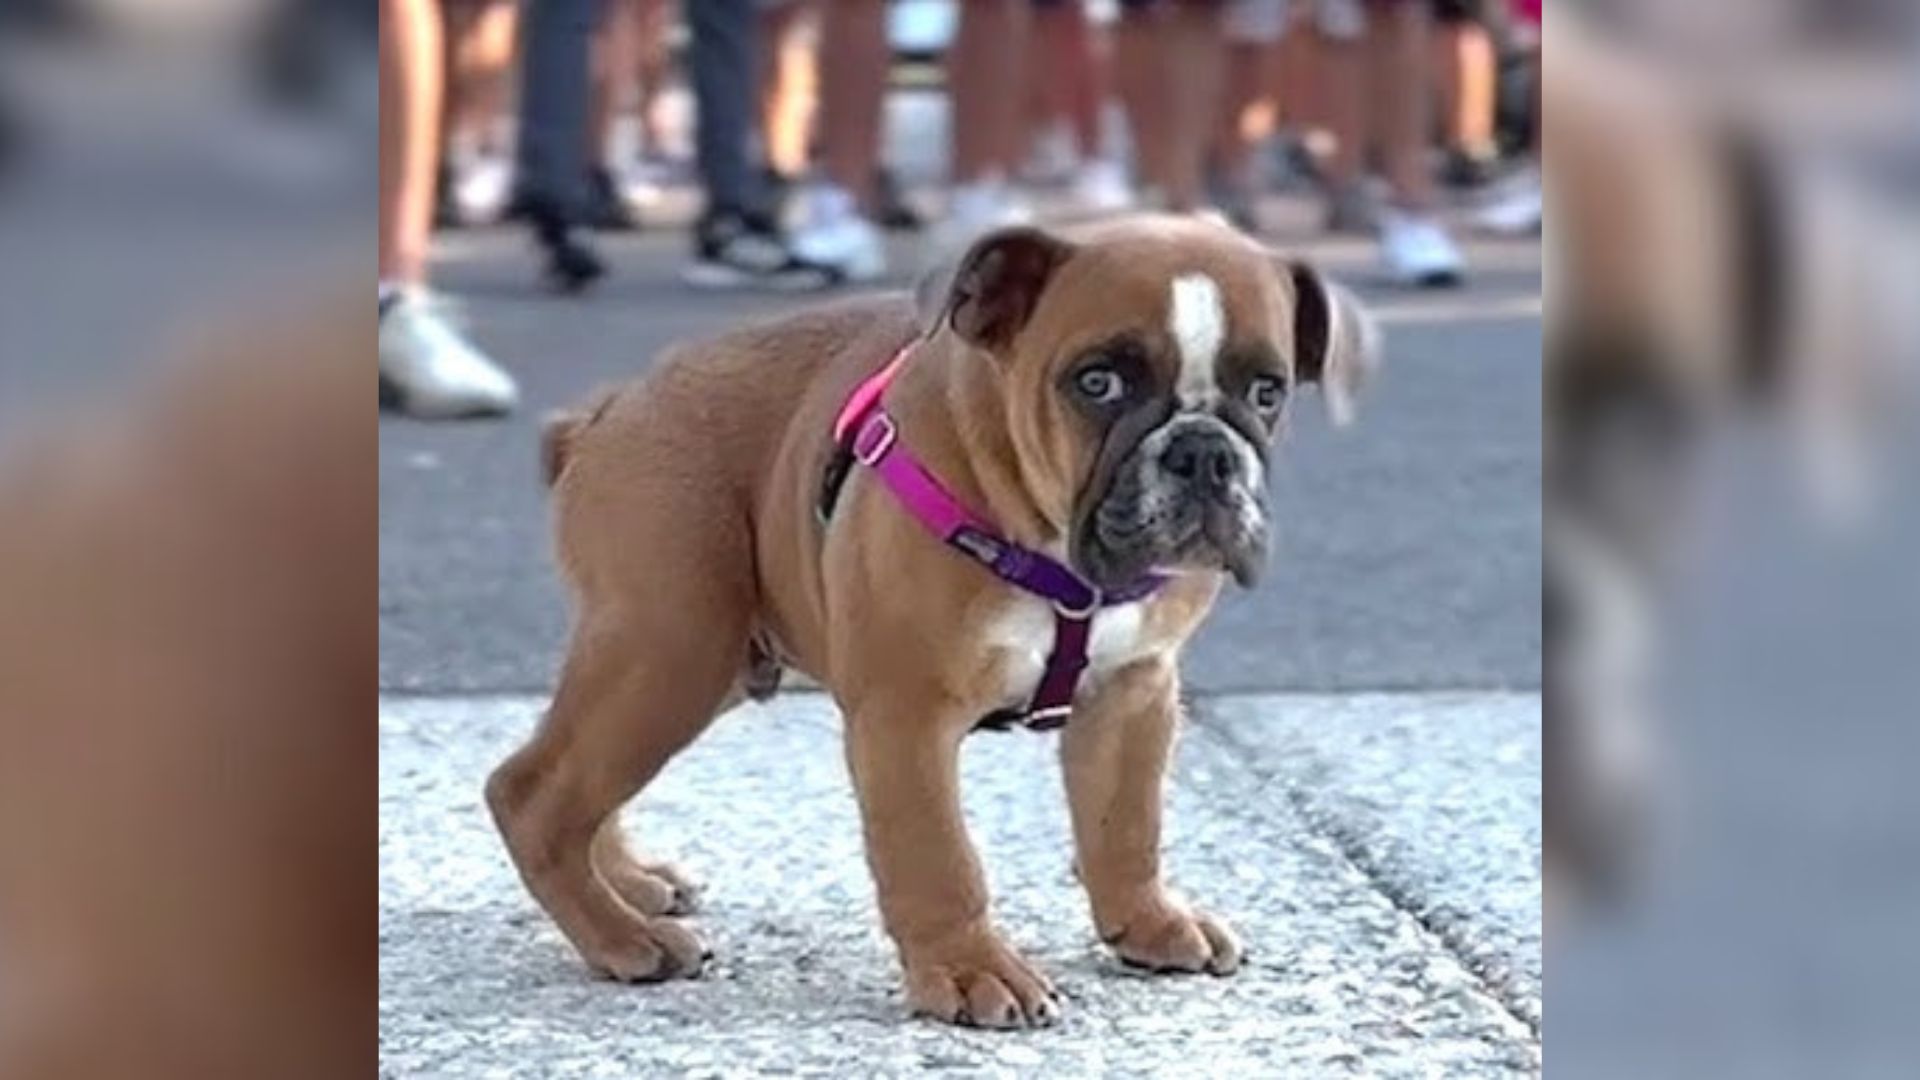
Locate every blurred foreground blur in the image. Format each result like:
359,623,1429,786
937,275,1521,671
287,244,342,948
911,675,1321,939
0,6,373,1078
1547,2,1920,1073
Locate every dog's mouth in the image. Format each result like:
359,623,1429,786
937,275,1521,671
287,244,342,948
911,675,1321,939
1071,447,1271,591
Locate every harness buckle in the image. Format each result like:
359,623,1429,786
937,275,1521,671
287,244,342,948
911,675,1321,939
1053,588,1101,620
1025,705,1073,730
852,412,898,466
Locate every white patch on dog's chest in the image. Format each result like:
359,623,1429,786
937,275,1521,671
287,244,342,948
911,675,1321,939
983,597,1159,705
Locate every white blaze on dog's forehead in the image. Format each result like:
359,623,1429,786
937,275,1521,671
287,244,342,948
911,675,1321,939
1168,273,1226,406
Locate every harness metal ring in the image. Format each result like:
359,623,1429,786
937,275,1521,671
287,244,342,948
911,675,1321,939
853,413,898,466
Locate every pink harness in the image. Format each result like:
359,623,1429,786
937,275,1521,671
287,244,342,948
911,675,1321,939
827,343,1165,730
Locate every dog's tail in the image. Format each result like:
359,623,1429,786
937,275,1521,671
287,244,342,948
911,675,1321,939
540,386,623,488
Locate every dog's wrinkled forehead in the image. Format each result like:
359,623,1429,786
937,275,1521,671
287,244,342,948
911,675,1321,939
920,216,1375,431
1034,230,1290,392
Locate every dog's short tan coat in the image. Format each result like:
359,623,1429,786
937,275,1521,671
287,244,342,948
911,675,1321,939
489,216,1376,1028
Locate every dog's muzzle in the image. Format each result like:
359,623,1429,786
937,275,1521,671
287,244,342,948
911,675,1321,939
1076,413,1270,589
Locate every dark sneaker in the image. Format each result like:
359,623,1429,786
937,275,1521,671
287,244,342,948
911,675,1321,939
1440,145,1502,190
681,210,840,291
1325,180,1379,236
585,165,641,232
873,167,926,232
758,165,797,218
522,194,608,293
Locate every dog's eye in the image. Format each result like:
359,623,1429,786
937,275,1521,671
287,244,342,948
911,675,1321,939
1247,375,1286,413
1075,366,1126,404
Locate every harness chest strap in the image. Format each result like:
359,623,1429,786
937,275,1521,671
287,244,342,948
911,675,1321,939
826,342,1164,730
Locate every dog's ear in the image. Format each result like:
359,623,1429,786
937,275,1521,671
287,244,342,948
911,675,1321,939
1286,260,1382,426
917,226,1076,353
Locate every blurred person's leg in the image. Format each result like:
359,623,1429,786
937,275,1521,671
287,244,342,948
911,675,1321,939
1160,1,1225,211
687,0,762,218
1022,0,1074,181
634,0,673,155
1115,0,1226,212
816,0,886,205
1368,0,1463,285
790,0,888,279
1267,1,1332,189
758,0,817,186
949,0,1027,186
1213,0,1284,230
1313,0,1373,231
590,1,633,175
1114,1,1172,199
380,0,520,417
586,0,643,229
1059,3,1107,164
517,0,608,288
1035,0,1131,210
934,0,1034,249
1474,0,1538,234
441,0,518,226
612,0,677,218
684,0,838,287
1273,3,1316,131
380,0,442,291
1431,0,1497,187
798,0,918,231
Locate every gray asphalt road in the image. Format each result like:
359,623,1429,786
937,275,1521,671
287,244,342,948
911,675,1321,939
378,194,1542,1076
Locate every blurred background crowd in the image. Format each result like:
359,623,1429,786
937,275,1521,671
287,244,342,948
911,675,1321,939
377,0,1544,418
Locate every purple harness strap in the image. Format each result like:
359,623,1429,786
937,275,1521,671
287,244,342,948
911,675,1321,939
833,343,1164,730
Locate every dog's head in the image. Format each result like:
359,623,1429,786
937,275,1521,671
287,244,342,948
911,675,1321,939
918,215,1379,591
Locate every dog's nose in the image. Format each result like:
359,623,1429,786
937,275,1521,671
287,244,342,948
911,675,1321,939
1161,428,1242,491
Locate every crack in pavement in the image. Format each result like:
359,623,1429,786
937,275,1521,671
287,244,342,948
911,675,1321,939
1193,699,1542,1041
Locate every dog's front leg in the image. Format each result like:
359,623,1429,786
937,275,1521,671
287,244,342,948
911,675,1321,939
1061,659,1243,975
844,696,1060,1029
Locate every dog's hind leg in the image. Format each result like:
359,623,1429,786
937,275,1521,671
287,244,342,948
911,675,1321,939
486,580,751,982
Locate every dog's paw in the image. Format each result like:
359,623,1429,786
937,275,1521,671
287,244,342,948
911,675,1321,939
584,916,710,983
1104,900,1242,976
903,928,1061,1030
603,859,701,916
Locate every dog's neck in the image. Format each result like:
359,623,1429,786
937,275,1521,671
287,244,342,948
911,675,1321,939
885,330,1070,558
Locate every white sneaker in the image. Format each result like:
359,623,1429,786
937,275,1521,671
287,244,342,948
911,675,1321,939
790,184,888,283
451,154,513,225
617,157,674,212
1022,127,1077,185
1379,209,1467,288
1475,165,1543,236
1070,160,1133,213
929,176,1033,262
378,291,519,419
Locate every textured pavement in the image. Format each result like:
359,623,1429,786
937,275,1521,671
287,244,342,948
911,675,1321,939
380,692,1539,1078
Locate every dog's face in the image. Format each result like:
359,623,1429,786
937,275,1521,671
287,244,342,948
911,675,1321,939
922,217,1379,591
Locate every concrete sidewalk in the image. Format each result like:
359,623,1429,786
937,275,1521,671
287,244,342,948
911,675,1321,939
379,691,1540,1077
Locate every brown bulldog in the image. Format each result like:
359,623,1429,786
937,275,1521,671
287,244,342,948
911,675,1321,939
487,215,1379,1028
